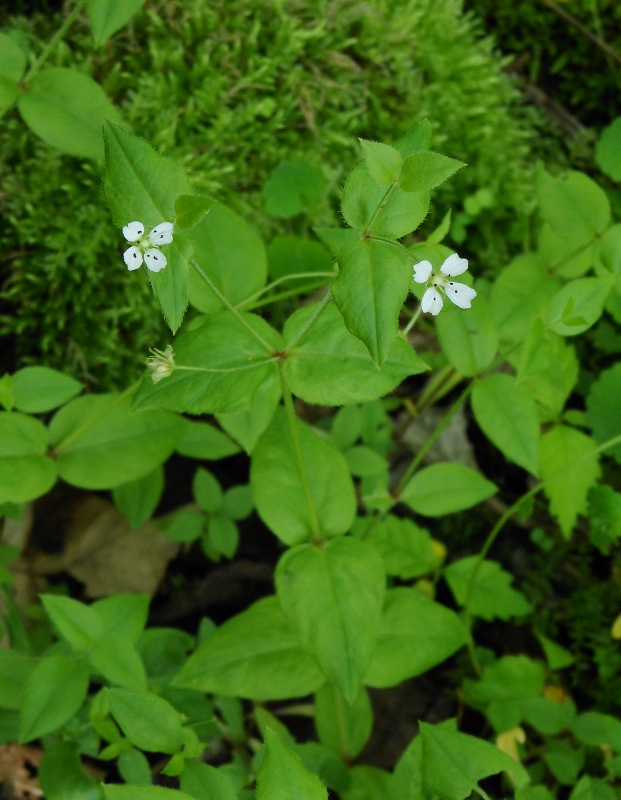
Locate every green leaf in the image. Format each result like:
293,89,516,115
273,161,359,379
341,164,429,239
104,787,194,800
216,371,281,454
419,722,529,800
203,515,239,560
192,467,222,513
165,509,205,543
315,684,373,761
118,748,152,786
365,515,439,579
444,557,533,621
588,485,621,553
137,628,194,682
275,537,385,702
87,0,146,47
313,227,360,256
180,761,237,800
539,222,593,279
50,393,184,489
267,235,333,280
544,741,585,785
0,650,37,709
536,633,574,669
435,295,498,377
41,594,103,651
91,594,149,642
522,696,576,736
471,374,540,475
19,655,89,743
104,120,189,228
0,412,57,503
149,232,192,333
332,406,362,450
332,238,412,367
345,446,387,477
251,407,356,545
427,210,452,245
547,277,612,336
0,33,26,82
490,254,561,345
11,366,82,414
364,588,467,688
176,419,240,460
174,194,213,229
571,712,621,751
39,742,102,800
89,636,148,690
108,689,184,753
586,363,621,464
540,425,601,538
359,139,403,186
536,166,610,247
257,728,328,800
569,776,616,800
263,158,326,218
400,151,465,192
187,202,267,314
393,119,432,158
0,77,18,115
132,313,281,415
113,465,164,529
173,596,325,700
221,485,254,520
596,118,621,182
18,68,122,160
295,742,351,794
401,463,497,516
284,302,428,405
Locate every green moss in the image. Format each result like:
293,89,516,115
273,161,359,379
1,0,537,387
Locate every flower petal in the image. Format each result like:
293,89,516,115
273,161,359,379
446,281,477,309
144,248,168,272
123,221,145,242
421,286,443,316
440,253,468,277
413,260,433,283
148,222,174,245
123,246,143,270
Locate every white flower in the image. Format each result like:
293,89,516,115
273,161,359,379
413,253,477,316
122,220,173,273
146,345,175,383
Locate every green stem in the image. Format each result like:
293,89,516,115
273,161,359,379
25,0,87,83
53,381,140,454
191,259,275,354
174,358,280,374
363,182,398,238
537,0,621,67
236,271,337,310
240,278,332,312
401,304,422,337
279,364,322,544
285,290,332,351
463,430,621,674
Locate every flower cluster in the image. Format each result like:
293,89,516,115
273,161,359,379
122,221,174,272
146,345,175,383
413,253,477,316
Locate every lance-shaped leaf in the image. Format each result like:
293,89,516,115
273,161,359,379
401,463,497,516
88,0,147,47
133,312,282,415
419,722,529,800
283,302,427,405
400,151,465,193
332,238,412,367
149,232,192,333
275,537,385,703
251,408,356,545
257,729,328,800
174,194,213,229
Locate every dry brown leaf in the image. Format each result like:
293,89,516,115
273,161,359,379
0,743,43,798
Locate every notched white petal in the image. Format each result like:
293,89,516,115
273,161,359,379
144,248,168,272
421,286,443,316
413,260,433,283
446,281,477,309
123,246,143,270
440,253,468,277
123,221,145,242
148,222,174,245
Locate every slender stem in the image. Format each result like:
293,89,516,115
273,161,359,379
240,279,332,312
368,235,412,258
25,0,87,83
462,431,621,674
53,381,140,453
191,259,275,354
174,358,280,374
236,272,337,310
394,382,474,498
363,182,398,237
537,0,621,66
279,364,322,543
285,290,332,351
401,304,422,337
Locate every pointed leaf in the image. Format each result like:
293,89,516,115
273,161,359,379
88,0,146,47
400,151,465,193
401,463,497,516
359,139,403,186
257,728,328,800
108,689,183,754
174,194,213,229
444,557,532,621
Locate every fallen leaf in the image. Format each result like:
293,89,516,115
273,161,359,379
0,743,43,798
496,727,526,763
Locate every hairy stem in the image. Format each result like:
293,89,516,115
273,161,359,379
236,271,337,310
25,0,88,83
363,182,398,238
240,279,332,312
285,290,332,351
